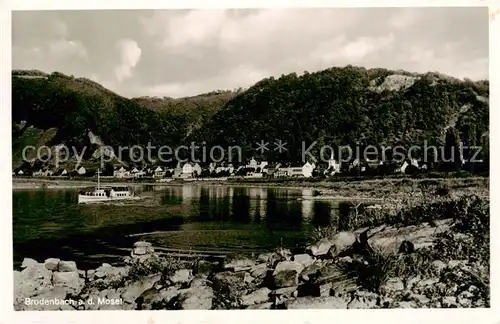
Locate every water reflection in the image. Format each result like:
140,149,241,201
13,184,356,267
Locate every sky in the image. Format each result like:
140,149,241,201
12,7,489,98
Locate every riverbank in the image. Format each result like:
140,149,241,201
14,195,489,310
12,176,489,200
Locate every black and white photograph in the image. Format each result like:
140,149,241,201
5,2,494,318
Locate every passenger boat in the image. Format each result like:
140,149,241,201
77,169,140,204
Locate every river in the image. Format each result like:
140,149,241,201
13,184,356,269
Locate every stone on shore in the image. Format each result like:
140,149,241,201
121,273,161,304
327,232,357,257
58,260,78,272
21,258,38,268
250,263,268,279
380,277,404,295
366,221,452,253
52,271,85,296
132,241,155,256
21,286,69,311
177,285,214,310
308,232,356,257
240,287,271,306
224,258,255,272
170,269,193,285
258,253,273,263
292,254,314,268
308,238,333,256
273,261,304,288
44,258,60,271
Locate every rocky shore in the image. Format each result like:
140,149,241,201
14,202,489,310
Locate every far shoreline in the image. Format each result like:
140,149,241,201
12,175,489,200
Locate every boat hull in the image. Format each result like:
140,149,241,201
78,195,140,204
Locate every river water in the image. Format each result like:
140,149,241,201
13,184,354,269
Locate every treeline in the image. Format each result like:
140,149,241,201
192,66,489,171
11,66,489,172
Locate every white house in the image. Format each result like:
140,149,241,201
327,153,341,174
130,167,146,178
33,169,43,177
60,169,68,176
76,166,86,175
302,161,315,178
181,163,194,178
395,161,409,173
192,163,202,176
274,167,289,177
114,166,131,178
17,170,24,175
248,157,258,168
154,166,165,178
244,171,263,178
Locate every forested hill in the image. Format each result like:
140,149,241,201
192,66,489,166
11,66,489,170
11,70,235,169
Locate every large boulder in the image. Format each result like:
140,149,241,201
292,254,315,268
58,260,78,272
20,286,70,311
211,271,248,308
366,220,453,253
273,261,304,288
169,269,193,286
21,258,38,269
121,273,161,304
176,285,214,310
308,238,333,256
44,258,60,271
308,232,356,257
136,287,179,310
52,271,85,296
14,262,53,307
250,263,268,279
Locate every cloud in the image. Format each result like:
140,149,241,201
12,8,488,97
137,64,268,97
114,39,142,83
48,38,88,60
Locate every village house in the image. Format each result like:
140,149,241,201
54,169,68,177
42,169,54,177
76,166,86,176
248,157,258,168
32,169,44,177
326,153,341,175
209,162,217,174
181,163,194,178
192,163,202,176
274,162,315,178
153,166,165,178
262,163,281,177
131,167,146,179
114,166,132,178
395,158,421,174
227,163,235,174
